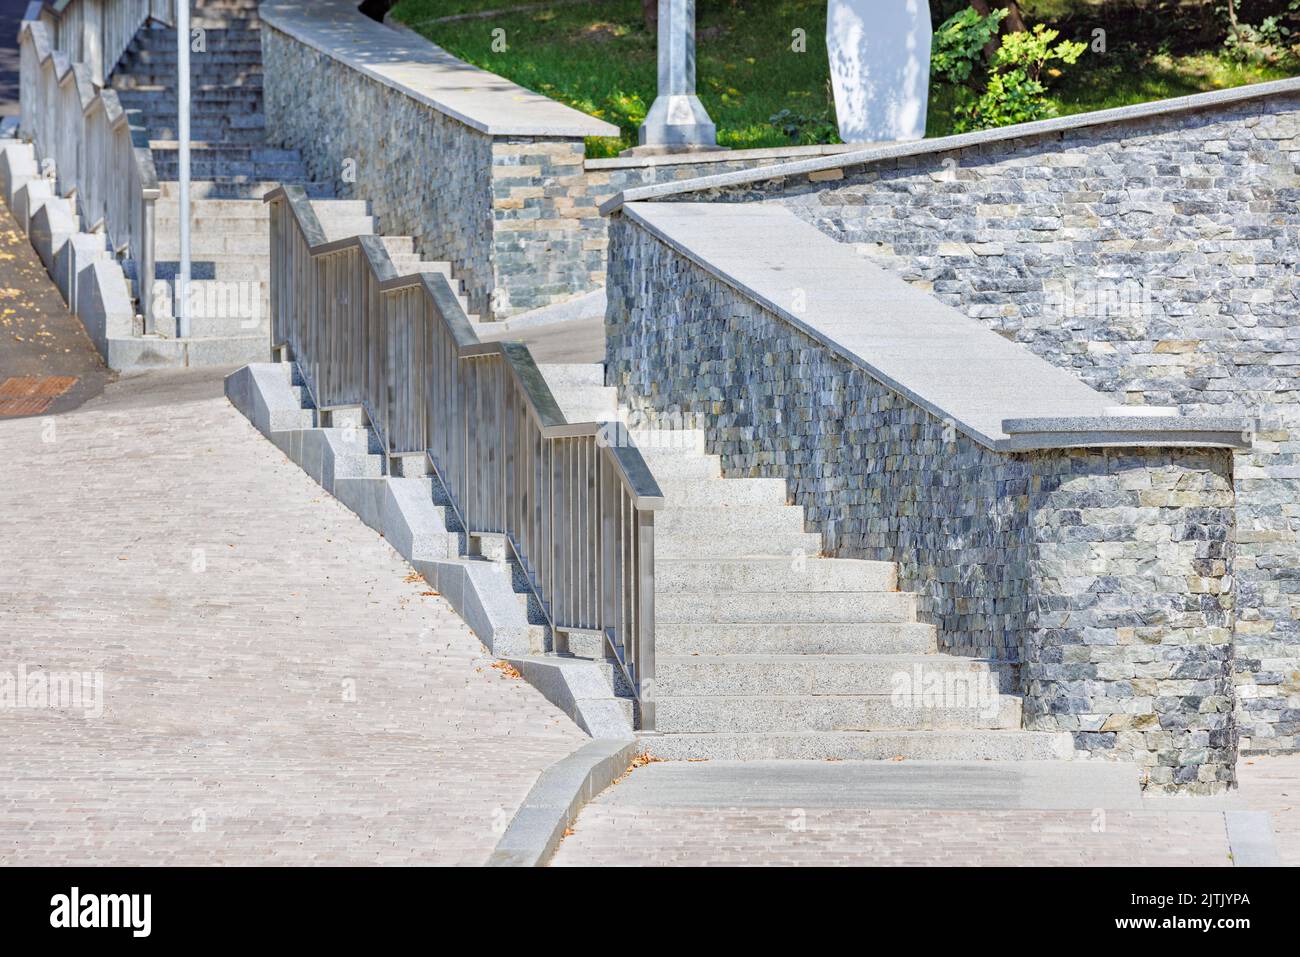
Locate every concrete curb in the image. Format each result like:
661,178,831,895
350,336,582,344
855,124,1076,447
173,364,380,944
1225,811,1282,867
487,737,639,867
472,287,606,333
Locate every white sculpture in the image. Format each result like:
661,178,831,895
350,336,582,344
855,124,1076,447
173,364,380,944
826,0,933,143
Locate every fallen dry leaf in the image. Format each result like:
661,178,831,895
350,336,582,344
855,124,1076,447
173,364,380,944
491,660,522,680
628,750,662,771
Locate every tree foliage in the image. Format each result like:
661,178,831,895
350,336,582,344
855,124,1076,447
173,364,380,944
931,8,1087,133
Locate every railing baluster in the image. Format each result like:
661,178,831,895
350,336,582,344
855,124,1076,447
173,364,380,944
635,509,656,731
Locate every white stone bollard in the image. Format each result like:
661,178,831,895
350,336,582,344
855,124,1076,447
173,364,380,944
826,0,933,143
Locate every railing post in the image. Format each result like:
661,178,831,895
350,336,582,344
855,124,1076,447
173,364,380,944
599,455,616,656
175,0,191,338
140,194,156,334
636,508,656,731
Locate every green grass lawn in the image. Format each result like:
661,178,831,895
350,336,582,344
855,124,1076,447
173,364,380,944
390,0,1299,156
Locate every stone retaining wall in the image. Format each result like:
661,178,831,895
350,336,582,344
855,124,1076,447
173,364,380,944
263,25,507,319
607,214,1237,792
624,87,1300,755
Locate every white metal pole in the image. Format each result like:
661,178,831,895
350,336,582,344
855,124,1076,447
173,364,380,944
177,0,191,338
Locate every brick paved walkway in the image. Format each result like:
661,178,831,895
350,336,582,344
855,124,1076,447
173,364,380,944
0,369,585,865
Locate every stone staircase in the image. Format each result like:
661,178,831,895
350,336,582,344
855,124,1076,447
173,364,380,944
536,362,1076,762
231,202,1076,759
103,0,354,365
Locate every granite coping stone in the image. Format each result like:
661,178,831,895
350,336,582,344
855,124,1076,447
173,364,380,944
585,141,882,170
620,201,1252,452
260,0,618,138
1002,416,1253,451
601,76,1300,212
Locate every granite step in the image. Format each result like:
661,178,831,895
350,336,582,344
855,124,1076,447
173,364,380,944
653,476,789,507
653,693,1023,733
656,556,896,593
656,589,917,624
644,730,1076,762
653,621,938,656
158,180,333,200
655,654,1015,697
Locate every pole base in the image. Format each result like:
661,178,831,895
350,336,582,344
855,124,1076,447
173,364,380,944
637,93,719,149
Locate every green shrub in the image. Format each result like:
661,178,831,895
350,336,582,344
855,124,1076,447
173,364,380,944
1222,0,1300,66
930,6,1007,87
768,108,839,145
930,10,1086,133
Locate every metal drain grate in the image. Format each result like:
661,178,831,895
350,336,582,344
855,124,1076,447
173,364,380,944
0,376,78,417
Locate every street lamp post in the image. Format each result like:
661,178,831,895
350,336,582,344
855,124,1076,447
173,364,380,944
637,0,718,151
177,1,191,338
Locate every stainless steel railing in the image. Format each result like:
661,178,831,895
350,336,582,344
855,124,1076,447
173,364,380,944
19,2,167,330
267,185,663,729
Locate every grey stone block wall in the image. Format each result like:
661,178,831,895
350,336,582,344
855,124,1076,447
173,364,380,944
671,92,1300,755
490,138,602,315
1022,449,1236,792
262,25,498,315
608,215,1237,791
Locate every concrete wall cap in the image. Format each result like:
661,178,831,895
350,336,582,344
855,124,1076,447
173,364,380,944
1001,415,1253,451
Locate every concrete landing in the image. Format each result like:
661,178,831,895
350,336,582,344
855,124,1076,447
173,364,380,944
476,313,605,365
551,757,1290,866
0,366,586,864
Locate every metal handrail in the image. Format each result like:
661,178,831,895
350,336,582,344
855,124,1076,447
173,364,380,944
266,185,663,728
19,4,163,330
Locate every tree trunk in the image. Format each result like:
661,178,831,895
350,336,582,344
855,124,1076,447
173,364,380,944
969,0,1026,62
995,1,1027,33
643,0,658,35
